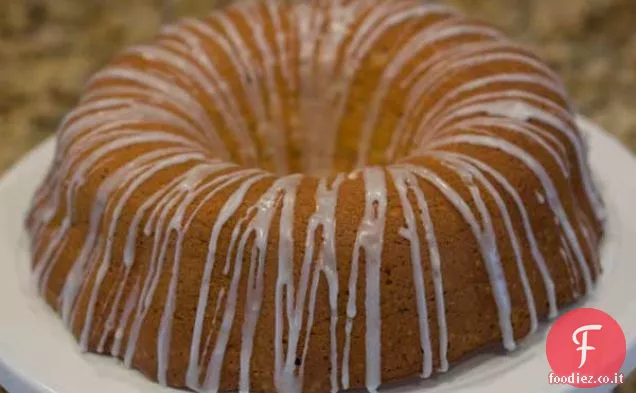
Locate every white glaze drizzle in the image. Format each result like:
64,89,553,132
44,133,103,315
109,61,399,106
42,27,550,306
390,167,448,374
26,1,604,392
347,167,387,392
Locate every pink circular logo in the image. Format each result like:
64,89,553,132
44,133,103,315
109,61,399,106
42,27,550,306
546,308,626,388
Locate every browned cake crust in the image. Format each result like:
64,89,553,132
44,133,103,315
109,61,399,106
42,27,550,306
26,0,605,392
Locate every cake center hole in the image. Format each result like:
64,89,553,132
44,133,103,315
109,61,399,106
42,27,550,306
236,71,397,178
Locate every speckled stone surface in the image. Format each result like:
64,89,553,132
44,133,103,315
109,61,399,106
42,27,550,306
1,0,635,392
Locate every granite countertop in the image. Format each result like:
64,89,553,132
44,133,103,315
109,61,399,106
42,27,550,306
1,0,635,392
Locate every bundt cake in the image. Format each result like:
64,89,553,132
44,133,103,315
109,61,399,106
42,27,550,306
26,0,606,392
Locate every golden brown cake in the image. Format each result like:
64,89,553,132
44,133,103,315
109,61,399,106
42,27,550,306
26,0,606,392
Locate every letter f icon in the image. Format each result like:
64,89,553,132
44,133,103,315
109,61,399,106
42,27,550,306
572,324,603,369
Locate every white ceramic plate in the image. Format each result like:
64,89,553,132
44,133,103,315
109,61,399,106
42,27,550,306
1,117,635,393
